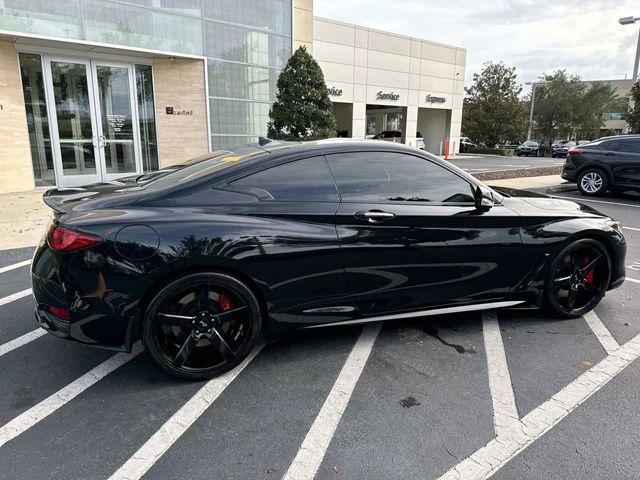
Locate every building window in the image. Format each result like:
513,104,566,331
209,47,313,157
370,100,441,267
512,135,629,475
602,112,625,121
385,112,403,131
366,115,377,136
18,53,56,187
135,64,159,172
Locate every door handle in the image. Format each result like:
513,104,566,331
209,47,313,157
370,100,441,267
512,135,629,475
354,210,395,223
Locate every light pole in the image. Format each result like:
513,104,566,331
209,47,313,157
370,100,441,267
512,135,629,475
619,16,640,82
525,81,543,141
619,15,640,133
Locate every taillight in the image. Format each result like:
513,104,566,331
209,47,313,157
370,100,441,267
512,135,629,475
47,225,102,253
567,149,583,155
47,305,71,320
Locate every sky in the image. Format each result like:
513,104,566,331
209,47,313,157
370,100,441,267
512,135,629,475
314,0,639,93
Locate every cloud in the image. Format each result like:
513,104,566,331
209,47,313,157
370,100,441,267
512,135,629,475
315,0,639,87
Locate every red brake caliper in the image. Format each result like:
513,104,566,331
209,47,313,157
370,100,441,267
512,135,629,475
219,292,236,326
581,257,594,283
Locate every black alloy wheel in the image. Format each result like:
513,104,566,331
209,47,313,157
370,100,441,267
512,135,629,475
545,239,611,318
143,272,261,380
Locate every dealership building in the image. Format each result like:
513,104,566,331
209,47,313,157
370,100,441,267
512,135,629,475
0,0,465,194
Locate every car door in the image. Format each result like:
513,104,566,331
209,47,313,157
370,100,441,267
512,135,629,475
223,155,349,323
610,138,640,187
325,150,523,316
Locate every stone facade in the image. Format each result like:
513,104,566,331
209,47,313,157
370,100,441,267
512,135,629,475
0,40,34,194
153,57,209,168
294,0,314,53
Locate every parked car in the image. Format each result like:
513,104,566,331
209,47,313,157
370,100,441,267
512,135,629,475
499,141,521,150
561,134,640,196
33,140,626,380
416,132,425,150
552,141,576,158
460,136,477,153
372,130,402,142
516,140,542,157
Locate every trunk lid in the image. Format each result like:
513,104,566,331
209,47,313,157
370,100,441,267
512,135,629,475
43,182,143,214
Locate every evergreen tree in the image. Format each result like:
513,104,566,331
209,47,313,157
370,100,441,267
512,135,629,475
267,46,336,140
626,82,640,134
462,62,528,147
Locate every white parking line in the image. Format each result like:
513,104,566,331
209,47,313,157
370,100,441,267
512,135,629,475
439,331,640,480
623,226,640,232
627,277,640,284
584,310,620,354
482,311,519,437
0,289,32,308
0,343,142,449
0,329,47,358
108,343,264,480
282,323,381,480
553,195,640,209
0,259,31,274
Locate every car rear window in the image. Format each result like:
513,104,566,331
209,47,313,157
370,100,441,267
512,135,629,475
143,145,267,190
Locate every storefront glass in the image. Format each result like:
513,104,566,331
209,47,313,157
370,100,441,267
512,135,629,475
135,64,159,172
18,53,56,187
2,0,293,153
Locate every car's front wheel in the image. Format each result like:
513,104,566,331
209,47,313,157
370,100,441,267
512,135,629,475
544,239,611,318
142,272,262,380
577,168,608,196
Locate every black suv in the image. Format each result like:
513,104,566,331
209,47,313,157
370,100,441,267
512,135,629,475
561,135,640,196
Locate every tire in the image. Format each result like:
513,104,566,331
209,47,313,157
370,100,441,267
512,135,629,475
544,239,611,318
142,272,262,380
577,168,609,196
517,152,521,157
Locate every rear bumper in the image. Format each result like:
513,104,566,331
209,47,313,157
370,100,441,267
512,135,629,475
35,305,70,338
31,242,145,353
561,165,577,182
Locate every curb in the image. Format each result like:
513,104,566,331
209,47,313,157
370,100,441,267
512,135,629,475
470,166,562,181
545,183,578,194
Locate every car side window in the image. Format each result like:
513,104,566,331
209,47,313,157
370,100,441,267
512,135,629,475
231,156,339,201
618,140,640,154
326,152,475,203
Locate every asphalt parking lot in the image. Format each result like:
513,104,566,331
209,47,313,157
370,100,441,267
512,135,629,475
1,188,640,480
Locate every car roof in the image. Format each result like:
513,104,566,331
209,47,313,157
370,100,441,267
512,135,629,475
590,134,640,142
142,139,478,196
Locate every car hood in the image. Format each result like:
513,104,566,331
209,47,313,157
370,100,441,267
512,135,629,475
489,186,604,218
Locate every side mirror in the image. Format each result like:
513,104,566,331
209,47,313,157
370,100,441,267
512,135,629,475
474,186,493,212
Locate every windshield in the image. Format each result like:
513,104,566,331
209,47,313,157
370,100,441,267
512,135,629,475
143,144,268,190
522,141,538,146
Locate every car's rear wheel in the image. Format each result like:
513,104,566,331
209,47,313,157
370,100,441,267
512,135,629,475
577,168,608,196
142,272,261,380
544,239,611,318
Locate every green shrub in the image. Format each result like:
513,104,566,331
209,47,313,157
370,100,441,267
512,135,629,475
466,147,514,157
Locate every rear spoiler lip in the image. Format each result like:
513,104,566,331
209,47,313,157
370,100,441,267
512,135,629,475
42,188,100,214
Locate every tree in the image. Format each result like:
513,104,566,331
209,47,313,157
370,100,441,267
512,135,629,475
267,46,336,140
532,71,619,142
625,81,640,134
462,62,528,148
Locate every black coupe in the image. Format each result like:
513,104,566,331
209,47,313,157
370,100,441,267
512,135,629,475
32,140,626,380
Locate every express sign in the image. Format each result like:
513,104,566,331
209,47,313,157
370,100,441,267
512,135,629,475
425,94,447,104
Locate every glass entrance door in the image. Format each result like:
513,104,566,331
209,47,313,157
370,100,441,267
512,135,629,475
46,59,101,187
92,62,141,182
44,57,142,187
